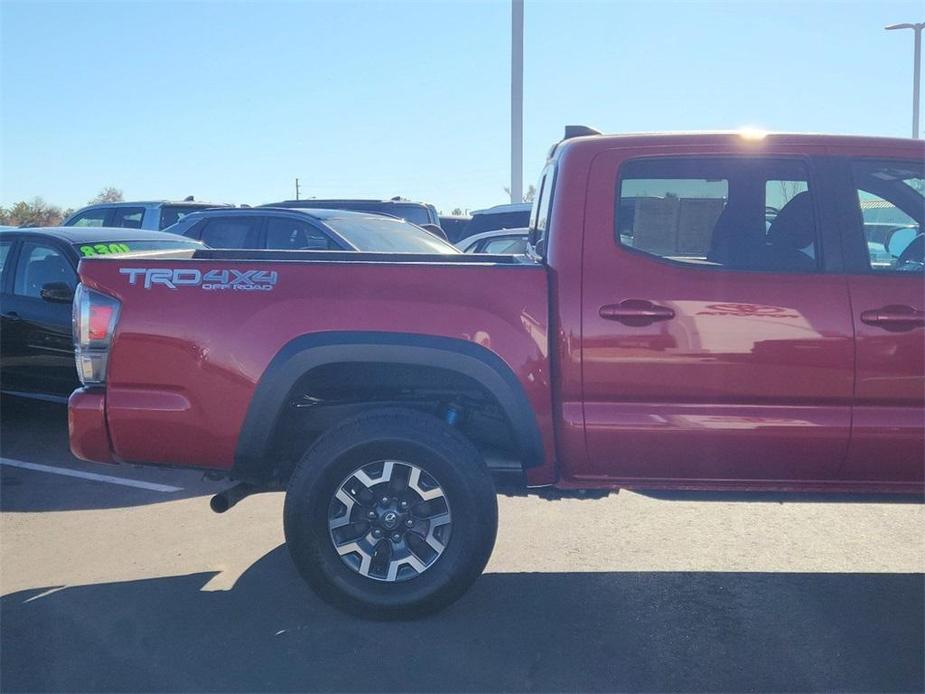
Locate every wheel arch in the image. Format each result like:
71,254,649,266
232,331,545,484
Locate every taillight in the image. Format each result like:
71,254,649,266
88,305,115,342
73,284,121,385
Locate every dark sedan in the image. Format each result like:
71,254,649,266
165,207,459,254
0,227,202,401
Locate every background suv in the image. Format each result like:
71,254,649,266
63,199,231,231
262,197,440,228
463,202,532,239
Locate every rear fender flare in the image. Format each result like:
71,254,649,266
233,332,544,482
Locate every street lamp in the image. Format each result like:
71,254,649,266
886,22,925,138
511,0,524,203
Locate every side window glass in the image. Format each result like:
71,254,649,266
529,164,555,255
534,169,553,235
851,161,923,273
266,218,335,250
13,242,75,298
616,158,818,272
200,218,257,249
765,180,809,229
483,237,527,254
159,206,204,229
111,207,145,229
68,208,108,227
0,240,11,277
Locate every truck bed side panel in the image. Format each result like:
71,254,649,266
77,259,553,481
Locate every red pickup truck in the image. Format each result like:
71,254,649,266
69,130,924,617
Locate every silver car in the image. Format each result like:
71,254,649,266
63,199,231,231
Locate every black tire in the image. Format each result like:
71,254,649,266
283,407,498,619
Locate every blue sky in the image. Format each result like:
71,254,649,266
1,0,922,213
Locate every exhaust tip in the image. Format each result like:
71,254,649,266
209,482,260,513
210,493,230,514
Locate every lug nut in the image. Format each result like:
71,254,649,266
405,519,414,527
367,510,377,519
381,496,389,504
400,500,409,509
372,529,382,538
391,533,401,542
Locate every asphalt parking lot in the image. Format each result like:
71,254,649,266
1,395,923,693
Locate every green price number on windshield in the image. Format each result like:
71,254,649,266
80,243,132,257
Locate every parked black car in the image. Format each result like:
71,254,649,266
263,197,440,228
438,214,472,243
0,227,202,400
463,203,532,239
167,207,459,253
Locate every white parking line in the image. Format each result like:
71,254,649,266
0,458,183,493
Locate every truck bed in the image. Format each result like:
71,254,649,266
75,250,554,479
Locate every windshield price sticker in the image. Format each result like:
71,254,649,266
80,243,132,257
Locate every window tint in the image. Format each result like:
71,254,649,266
265,218,336,250
199,218,258,249
13,242,75,298
851,160,923,273
67,208,109,227
110,207,145,229
617,158,818,272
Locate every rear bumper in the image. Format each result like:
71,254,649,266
68,388,116,464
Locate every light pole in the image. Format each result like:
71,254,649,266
510,0,524,203
886,22,925,138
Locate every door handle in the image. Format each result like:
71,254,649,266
599,300,675,325
1,311,20,321
860,305,924,331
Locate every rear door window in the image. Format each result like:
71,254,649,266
13,242,75,298
199,217,260,249
616,157,818,272
265,218,338,250
160,206,209,229
67,208,111,227
110,207,145,229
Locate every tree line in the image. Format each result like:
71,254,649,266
0,187,123,227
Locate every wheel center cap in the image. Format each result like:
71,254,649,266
381,511,399,529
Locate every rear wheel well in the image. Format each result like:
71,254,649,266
267,362,524,484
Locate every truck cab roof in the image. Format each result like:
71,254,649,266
550,129,922,159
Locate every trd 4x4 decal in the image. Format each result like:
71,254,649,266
119,268,278,291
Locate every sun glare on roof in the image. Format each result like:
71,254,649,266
738,127,768,141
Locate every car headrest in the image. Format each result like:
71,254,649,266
26,255,71,292
767,191,815,250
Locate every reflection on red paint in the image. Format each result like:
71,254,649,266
697,303,800,319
